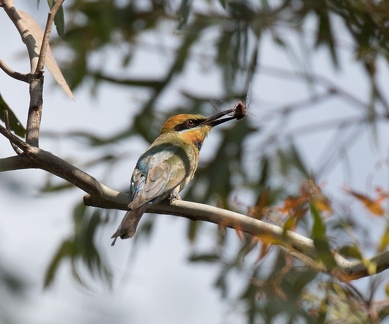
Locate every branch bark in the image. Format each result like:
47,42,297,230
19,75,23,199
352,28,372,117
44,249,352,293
0,59,30,82
1,0,39,71
84,195,389,282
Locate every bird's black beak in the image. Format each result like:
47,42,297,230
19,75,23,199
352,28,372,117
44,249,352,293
201,109,236,127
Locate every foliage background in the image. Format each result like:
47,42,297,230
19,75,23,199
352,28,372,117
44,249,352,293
1,0,389,323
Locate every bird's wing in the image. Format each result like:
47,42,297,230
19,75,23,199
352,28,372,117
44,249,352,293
129,144,192,209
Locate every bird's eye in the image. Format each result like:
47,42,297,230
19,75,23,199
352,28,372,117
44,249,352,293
186,119,195,127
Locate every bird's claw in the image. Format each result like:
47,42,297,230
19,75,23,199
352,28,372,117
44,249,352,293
169,193,181,202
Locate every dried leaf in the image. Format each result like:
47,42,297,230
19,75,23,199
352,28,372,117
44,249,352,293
279,196,307,214
248,187,271,219
18,10,74,99
344,186,387,216
302,180,332,214
234,224,245,240
258,243,270,261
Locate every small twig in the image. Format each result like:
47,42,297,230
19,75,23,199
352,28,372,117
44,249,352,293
0,122,30,152
35,0,64,73
0,60,30,83
4,110,23,154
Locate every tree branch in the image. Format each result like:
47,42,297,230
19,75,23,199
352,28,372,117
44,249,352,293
35,0,64,74
0,122,128,204
84,193,389,282
4,110,23,154
1,0,64,147
149,202,389,282
175,202,388,282
0,155,33,172
0,59,30,83
2,0,40,146
1,0,39,71
1,117,389,282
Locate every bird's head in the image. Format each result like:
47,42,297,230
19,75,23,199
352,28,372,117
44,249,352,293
160,111,236,150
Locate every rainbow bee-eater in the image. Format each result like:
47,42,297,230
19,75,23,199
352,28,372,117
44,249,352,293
111,109,242,245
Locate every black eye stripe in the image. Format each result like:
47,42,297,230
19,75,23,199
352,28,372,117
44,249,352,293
173,119,203,131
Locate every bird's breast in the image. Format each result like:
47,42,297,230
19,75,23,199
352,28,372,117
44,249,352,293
128,134,200,208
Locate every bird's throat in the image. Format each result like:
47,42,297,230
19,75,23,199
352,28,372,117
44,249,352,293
179,126,210,152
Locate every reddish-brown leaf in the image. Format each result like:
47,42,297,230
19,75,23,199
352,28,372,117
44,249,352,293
344,186,387,216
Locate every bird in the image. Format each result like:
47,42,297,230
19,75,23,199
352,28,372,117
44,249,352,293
111,110,239,245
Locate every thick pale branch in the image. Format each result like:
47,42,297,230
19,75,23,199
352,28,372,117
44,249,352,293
84,193,389,282
1,110,388,284
1,0,39,71
150,201,389,281
0,122,128,204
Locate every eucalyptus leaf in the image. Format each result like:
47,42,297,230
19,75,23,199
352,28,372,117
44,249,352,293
0,93,25,137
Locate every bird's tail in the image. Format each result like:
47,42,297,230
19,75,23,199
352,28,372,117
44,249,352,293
111,206,147,245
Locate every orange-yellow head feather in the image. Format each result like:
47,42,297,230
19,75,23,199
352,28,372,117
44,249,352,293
160,114,211,149
159,111,237,150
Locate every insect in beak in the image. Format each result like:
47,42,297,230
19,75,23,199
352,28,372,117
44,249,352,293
201,109,237,127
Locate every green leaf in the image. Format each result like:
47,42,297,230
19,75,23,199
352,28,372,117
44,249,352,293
177,0,192,30
378,223,389,253
218,0,227,9
47,0,65,37
314,5,338,67
338,245,363,260
188,253,220,263
311,204,337,269
44,203,111,288
0,93,25,137
44,239,74,288
39,177,74,193
187,221,199,243
277,143,309,178
214,270,228,298
287,268,318,292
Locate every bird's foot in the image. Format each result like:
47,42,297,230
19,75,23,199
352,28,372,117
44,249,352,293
169,193,181,202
